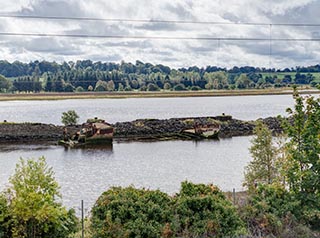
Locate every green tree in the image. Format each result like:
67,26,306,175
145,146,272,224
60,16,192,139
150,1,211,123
94,80,107,91
117,83,124,91
4,157,78,238
173,83,186,91
61,110,79,126
147,83,160,91
0,75,11,92
45,75,53,92
244,121,278,189
163,82,171,90
235,74,251,89
106,80,115,91
283,89,320,227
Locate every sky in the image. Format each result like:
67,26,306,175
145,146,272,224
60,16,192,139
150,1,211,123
0,0,319,69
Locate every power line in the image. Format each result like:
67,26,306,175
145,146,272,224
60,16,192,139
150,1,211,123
0,14,320,27
0,31,319,41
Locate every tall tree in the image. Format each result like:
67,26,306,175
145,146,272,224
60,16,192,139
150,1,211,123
244,121,278,189
4,157,77,238
283,90,320,224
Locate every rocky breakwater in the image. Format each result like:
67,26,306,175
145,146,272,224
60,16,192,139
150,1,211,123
0,123,80,143
220,116,283,138
113,115,284,140
0,115,284,143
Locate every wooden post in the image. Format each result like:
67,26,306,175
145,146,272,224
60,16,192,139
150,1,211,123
232,188,236,205
81,200,84,238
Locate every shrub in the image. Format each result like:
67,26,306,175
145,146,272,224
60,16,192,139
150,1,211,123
91,186,172,238
61,110,79,126
0,194,12,238
172,182,245,237
91,182,245,238
239,184,308,237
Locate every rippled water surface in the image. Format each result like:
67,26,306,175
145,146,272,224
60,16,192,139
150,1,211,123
0,94,295,124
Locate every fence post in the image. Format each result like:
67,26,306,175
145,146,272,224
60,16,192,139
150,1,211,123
81,200,84,238
232,188,236,205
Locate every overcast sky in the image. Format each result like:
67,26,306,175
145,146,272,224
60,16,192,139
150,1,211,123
0,0,320,69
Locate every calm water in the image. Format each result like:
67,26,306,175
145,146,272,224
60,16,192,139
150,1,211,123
0,94,298,211
0,138,251,211
0,94,295,124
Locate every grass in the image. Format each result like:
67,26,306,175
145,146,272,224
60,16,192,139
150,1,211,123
0,87,318,101
260,72,320,80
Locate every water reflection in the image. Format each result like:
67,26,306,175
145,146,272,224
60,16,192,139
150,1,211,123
62,143,113,154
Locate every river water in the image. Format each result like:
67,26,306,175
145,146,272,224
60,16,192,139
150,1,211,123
0,94,297,211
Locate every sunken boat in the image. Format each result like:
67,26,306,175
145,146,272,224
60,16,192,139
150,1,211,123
59,118,113,147
180,123,220,140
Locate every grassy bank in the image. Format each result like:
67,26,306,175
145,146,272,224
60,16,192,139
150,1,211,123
0,88,318,101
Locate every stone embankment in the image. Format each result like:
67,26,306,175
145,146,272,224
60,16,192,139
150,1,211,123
0,115,284,143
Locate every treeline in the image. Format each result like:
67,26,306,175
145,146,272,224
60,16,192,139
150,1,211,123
0,60,319,93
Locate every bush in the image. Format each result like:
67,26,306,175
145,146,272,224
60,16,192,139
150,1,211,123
0,194,12,238
91,182,245,238
61,110,79,126
91,186,172,238
173,182,245,237
239,184,310,237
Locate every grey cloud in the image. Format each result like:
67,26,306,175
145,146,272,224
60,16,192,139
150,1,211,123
164,2,194,20
19,0,83,18
0,0,318,68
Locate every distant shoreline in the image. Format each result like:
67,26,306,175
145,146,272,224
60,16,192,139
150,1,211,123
0,88,318,101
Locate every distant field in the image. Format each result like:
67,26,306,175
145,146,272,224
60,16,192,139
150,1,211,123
260,72,320,80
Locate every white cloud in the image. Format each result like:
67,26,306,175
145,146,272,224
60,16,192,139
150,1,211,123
0,0,318,68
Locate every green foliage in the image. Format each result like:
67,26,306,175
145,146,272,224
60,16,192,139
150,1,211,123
0,194,12,238
1,157,78,238
283,89,320,227
0,75,11,92
240,184,311,237
147,83,160,91
244,121,278,189
75,86,85,92
235,74,251,89
203,71,229,89
2,60,320,93
173,182,245,237
64,83,75,92
173,83,186,91
61,110,79,126
163,82,171,90
91,186,172,238
94,80,108,91
91,182,245,238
